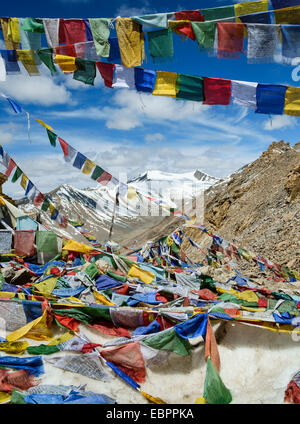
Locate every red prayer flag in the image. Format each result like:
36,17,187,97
205,318,220,372
203,77,231,105
54,314,79,331
59,19,86,45
217,22,245,59
5,158,16,177
96,62,115,88
97,171,112,185
55,44,77,57
58,137,69,156
175,10,204,21
100,342,146,383
176,23,196,40
88,322,131,338
14,230,35,257
33,191,44,207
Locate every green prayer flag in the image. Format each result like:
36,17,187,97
176,74,204,102
26,344,60,355
91,165,105,181
143,328,191,356
89,18,111,57
198,274,217,292
41,198,50,212
10,390,27,404
201,5,234,21
35,231,58,254
84,263,99,280
11,167,22,183
107,270,127,283
147,28,174,63
204,358,232,404
46,129,57,147
73,58,96,86
22,17,45,33
191,22,216,50
37,48,58,75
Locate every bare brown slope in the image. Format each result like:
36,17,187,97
183,141,300,272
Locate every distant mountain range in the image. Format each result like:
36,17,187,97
16,169,221,246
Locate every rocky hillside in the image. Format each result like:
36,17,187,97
181,141,300,273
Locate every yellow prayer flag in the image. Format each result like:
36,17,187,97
116,18,145,68
0,392,11,404
82,158,96,175
49,203,56,216
274,6,300,24
55,54,77,73
6,310,47,342
234,0,268,22
0,292,16,299
62,239,94,254
0,340,29,354
93,291,117,306
152,71,177,97
48,331,74,345
34,276,58,296
195,397,207,404
20,173,28,190
0,18,19,50
284,86,300,116
293,270,300,280
16,50,40,76
34,119,55,131
127,186,138,201
128,263,155,284
141,391,167,404
8,18,21,44
236,290,258,303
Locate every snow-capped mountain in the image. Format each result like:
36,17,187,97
17,169,220,246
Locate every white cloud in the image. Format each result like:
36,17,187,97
145,133,164,142
116,1,153,17
263,115,298,130
0,73,72,106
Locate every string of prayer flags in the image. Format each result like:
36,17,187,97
147,29,174,64
88,18,112,57
115,18,145,68
217,22,245,58
255,84,287,114
191,22,216,51
152,71,177,97
203,77,231,105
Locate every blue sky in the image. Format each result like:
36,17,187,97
0,0,299,198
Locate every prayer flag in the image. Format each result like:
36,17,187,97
203,77,231,105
